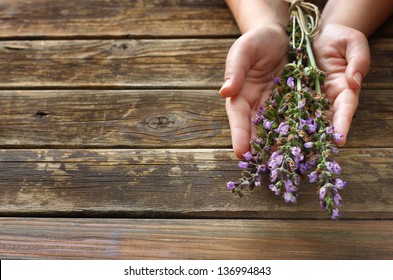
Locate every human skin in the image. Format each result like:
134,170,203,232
221,0,393,158
220,0,290,159
313,0,393,145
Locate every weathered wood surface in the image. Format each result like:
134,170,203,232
0,148,392,219
0,90,229,148
0,0,392,260
0,90,391,148
0,0,239,38
0,0,391,39
1,218,392,259
0,38,391,89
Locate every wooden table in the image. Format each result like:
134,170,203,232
0,0,392,259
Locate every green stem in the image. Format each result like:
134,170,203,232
305,35,321,95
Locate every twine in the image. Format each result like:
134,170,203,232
284,0,322,49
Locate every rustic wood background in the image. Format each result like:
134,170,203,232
0,0,392,259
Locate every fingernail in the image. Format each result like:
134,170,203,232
354,72,362,87
221,79,231,89
219,79,231,95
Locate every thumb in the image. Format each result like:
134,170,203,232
219,36,254,98
344,29,370,91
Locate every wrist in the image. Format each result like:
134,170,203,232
226,0,290,34
321,0,393,37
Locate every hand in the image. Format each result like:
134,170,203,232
220,25,288,159
313,23,370,146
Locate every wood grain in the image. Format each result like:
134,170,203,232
0,218,392,259
0,0,239,38
0,39,227,88
0,90,391,148
0,90,229,148
1,0,391,40
0,148,392,219
0,39,391,89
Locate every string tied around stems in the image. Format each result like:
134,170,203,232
284,0,322,49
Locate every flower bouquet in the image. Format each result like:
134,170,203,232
227,0,346,219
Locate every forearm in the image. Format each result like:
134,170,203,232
225,0,289,33
322,0,393,37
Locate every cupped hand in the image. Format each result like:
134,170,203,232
313,23,370,146
220,25,288,158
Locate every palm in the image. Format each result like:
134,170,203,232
313,36,350,101
312,24,370,145
221,26,288,158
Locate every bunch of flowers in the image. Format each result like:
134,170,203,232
227,1,346,219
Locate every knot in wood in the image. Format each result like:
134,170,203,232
145,116,175,129
34,110,50,118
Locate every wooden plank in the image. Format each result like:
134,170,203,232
0,0,239,38
349,89,393,148
0,39,227,88
0,148,392,219
0,218,392,259
0,90,229,148
1,0,391,40
0,39,391,89
0,89,391,148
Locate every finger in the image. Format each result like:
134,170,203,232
344,29,370,91
219,36,254,98
225,96,251,159
331,87,359,146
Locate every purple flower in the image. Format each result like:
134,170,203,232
319,187,326,200
227,181,236,190
268,152,284,169
274,122,289,135
326,161,341,175
242,151,253,161
333,133,344,142
298,118,307,130
257,164,267,173
273,76,280,84
253,137,264,146
290,146,301,157
287,77,295,89
298,98,306,109
263,119,273,130
238,161,249,169
315,110,322,118
269,184,280,196
334,193,342,206
285,179,297,192
304,142,314,149
326,126,334,134
270,169,278,182
307,122,317,134
252,113,264,125
334,178,346,189
290,146,304,164
300,163,309,174
284,192,296,203
308,171,318,183
331,208,341,220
